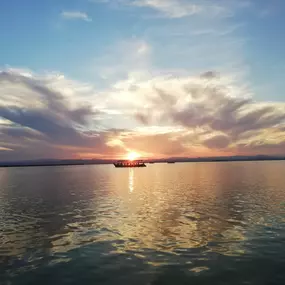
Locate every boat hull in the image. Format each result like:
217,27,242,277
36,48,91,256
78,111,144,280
114,164,146,168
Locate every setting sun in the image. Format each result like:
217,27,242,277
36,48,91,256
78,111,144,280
127,151,140,161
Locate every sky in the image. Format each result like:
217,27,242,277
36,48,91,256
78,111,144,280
0,0,285,161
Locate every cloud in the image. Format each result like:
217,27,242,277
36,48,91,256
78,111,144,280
0,70,96,124
0,69,121,160
0,146,13,152
111,71,285,154
1,68,285,161
120,132,188,156
203,135,231,149
93,39,152,82
93,0,251,19
61,11,92,22
89,0,250,93
132,0,202,18
1,126,44,140
134,112,151,125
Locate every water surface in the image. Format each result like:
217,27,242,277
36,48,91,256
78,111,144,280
1,162,285,284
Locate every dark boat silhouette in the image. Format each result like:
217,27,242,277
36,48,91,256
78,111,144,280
114,160,146,168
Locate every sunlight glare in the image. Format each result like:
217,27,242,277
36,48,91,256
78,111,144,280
127,151,140,161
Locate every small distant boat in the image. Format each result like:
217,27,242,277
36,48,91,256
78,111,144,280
167,161,176,164
114,160,146,168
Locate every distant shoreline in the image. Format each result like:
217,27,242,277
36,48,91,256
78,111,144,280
1,156,285,168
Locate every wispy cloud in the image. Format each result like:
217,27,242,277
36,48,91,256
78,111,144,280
93,38,152,82
0,146,13,152
132,0,202,18
93,0,250,19
61,11,92,22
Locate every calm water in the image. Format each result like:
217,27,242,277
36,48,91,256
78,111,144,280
1,162,285,285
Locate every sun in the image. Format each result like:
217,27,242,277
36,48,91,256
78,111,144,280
127,151,140,161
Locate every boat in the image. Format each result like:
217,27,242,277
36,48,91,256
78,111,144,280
114,160,146,168
167,161,176,164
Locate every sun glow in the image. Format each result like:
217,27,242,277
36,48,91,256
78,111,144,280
127,151,140,161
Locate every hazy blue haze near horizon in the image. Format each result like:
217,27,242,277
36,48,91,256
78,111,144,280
1,162,285,284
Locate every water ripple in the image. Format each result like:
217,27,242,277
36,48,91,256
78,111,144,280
1,162,285,284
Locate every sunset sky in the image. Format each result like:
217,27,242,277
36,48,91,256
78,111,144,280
0,0,285,161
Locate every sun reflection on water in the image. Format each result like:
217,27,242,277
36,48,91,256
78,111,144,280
129,168,134,193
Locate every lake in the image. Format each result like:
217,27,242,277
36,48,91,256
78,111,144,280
1,162,285,285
